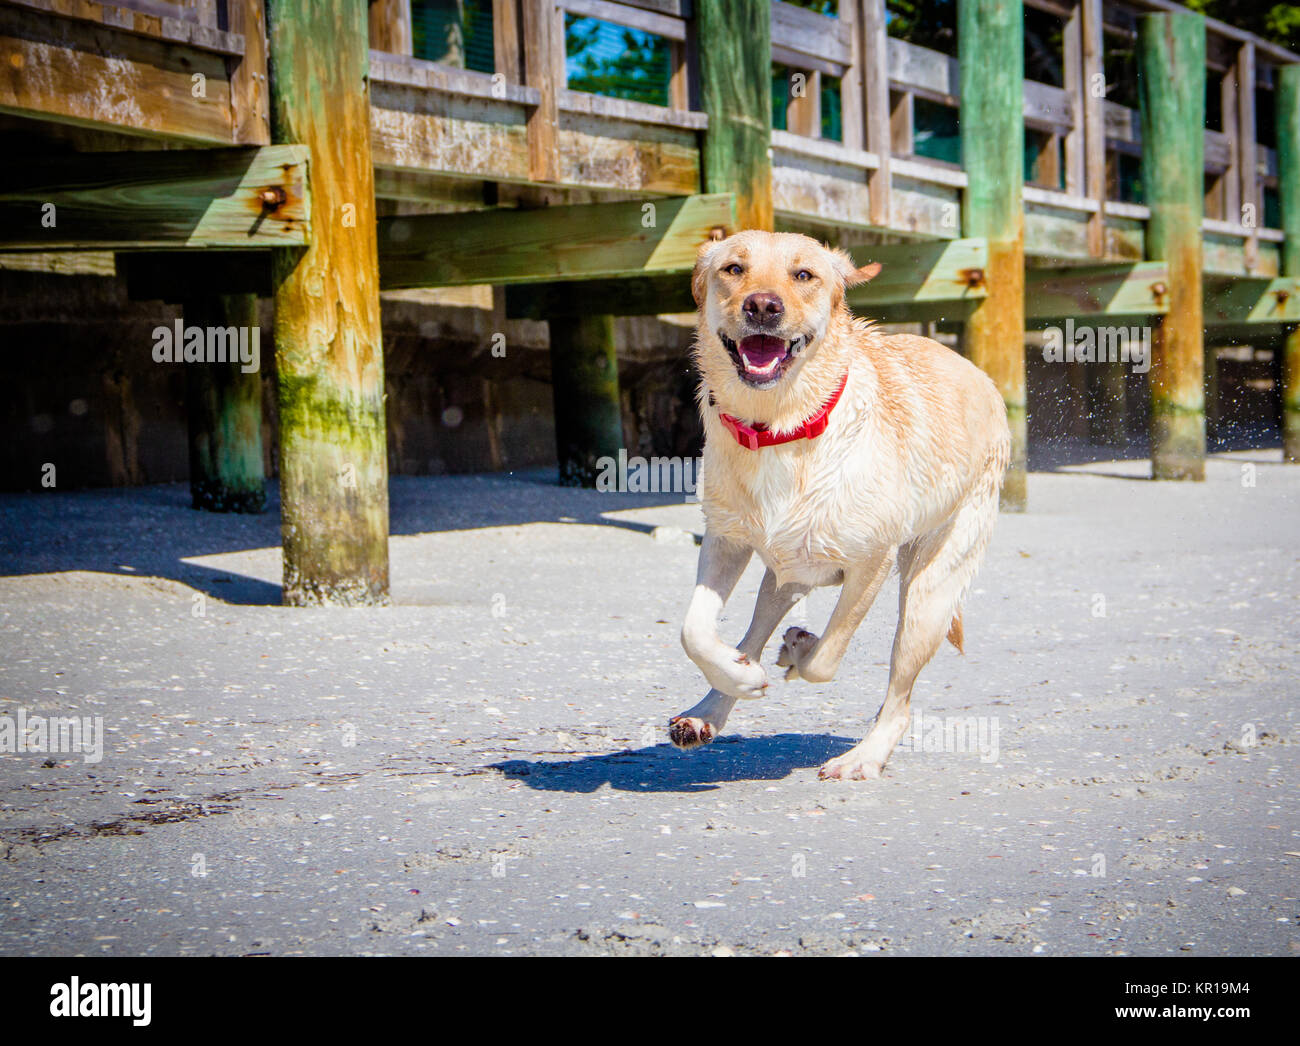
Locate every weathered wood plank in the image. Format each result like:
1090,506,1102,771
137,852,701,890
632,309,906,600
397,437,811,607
770,1,852,67
0,5,236,143
1203,275,1300,325
860,0,890,223
368,0,413,55
1236,41,1259,271
0,145,309,249
4,0,245,54
1025,261,1168,318
493,0,523,82
370,83,532,181
229,0,270,145
1081,0,1105,256
523,0,563,182
556,109,701,194
378,192,735,288
564,0,687,40
846,238,989,307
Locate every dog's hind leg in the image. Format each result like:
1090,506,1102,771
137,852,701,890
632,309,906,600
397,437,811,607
671,568,810,749
819,493,998,781
776,547,896,685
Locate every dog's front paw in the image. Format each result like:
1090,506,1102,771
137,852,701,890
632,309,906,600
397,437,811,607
776,627,819,680
668,716,716,750
818,747,884,782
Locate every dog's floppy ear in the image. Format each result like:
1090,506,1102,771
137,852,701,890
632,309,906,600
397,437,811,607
691,236,725,307
828,246,882,289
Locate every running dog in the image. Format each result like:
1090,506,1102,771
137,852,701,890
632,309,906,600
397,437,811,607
669,230,1010,780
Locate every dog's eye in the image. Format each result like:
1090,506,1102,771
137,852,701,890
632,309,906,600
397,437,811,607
794,269,815,282
723,263,744,276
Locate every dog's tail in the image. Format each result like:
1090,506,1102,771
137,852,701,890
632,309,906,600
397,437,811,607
946,611,964,654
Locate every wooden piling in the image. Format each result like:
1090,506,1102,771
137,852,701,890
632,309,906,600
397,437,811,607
183,294,266,514
265,0,391,605
959,0,1027,510
697,0,773,231
1278,64,1300,462
548,312,624,487
1138,12,1206,481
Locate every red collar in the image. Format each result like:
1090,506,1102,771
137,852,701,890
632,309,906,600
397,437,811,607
715,373,849,451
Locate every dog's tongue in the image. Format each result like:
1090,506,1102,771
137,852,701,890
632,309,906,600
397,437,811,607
738,335,788,375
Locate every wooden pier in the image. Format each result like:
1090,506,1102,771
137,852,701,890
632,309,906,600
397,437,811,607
1,0,1297,602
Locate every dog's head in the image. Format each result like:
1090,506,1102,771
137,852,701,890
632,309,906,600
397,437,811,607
692,230,880,391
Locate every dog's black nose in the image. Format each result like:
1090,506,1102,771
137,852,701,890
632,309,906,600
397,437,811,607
743,292,784,322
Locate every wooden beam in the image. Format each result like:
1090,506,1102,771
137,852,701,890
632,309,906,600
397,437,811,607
0,4,237,143
1278,64,1300,461
0,146,310,250
182,293,267,514
1138,10,1206,481
846,238,989,308
959,0,1027,510
861,0,892,224
549,312,624,487
1203,276,1300,325
697,0,773,230
1025,261,1169,318
266,0,390,606
2,0,244,54
378,193,736,289
510,238,989,318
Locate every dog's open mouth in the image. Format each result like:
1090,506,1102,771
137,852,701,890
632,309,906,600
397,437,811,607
719,332,807,387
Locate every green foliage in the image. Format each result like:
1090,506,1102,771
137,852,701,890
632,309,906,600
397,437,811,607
1181,0,1300,52
886,0,957,56
565,16,671,107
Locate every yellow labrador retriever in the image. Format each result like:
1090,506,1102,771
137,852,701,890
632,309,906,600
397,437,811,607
669,230,1010,780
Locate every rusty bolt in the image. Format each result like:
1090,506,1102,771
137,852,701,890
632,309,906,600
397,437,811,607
259,186,287,209
1274,289,1290,307
709,226,727,241
962,267,985,290
1150,281,1167,300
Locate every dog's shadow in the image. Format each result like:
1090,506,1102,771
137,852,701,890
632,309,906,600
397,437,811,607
490,732,856,793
